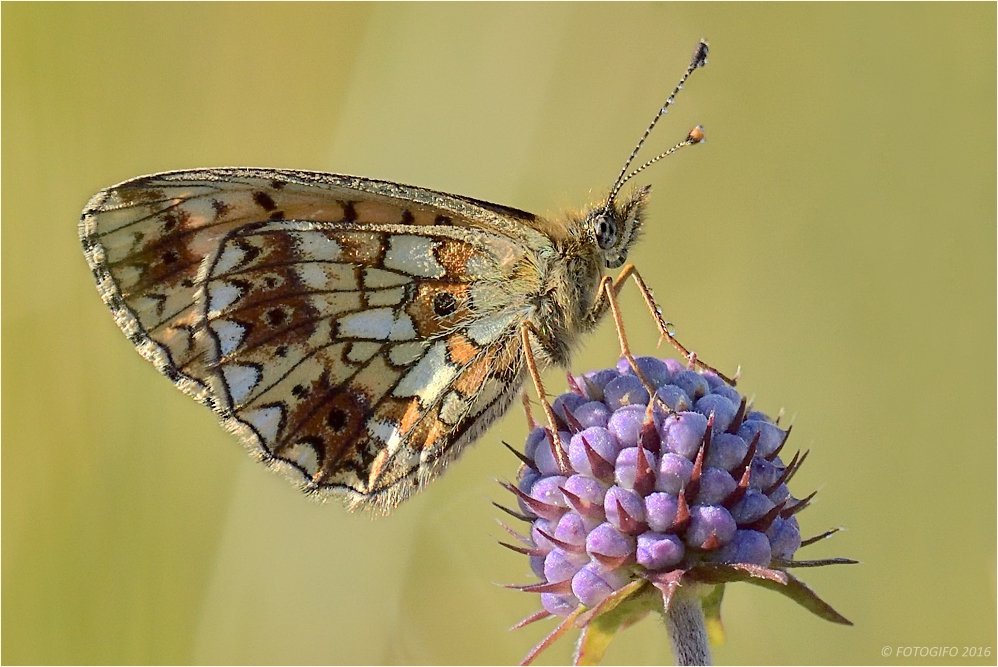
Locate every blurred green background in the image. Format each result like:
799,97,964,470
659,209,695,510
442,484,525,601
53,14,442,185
3,3,994,665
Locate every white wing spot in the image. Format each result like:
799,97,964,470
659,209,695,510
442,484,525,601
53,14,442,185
337,308,394,339
241,405,284,445
363,267,411,289
383,235,445,278
393,341,457,404
291,231,342,261
389,313,417,341
297,262,358,291
210,319,247,356
116,264,142,290
368,418,404,455
346,341,381,364
284,442,319,475
208,281,243,314
439,391,468,425
467,310,519,345
222,364,261,404
367,286,406,307
214,243,246,275
388,341,428,367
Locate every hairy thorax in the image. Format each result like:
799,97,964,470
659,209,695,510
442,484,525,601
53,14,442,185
528,236,605,368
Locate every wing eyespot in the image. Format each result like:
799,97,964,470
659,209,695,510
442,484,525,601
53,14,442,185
432,291,458,317
327,408,348,431
265,308,288,327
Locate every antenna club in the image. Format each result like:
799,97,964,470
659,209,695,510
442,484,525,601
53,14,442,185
693,39,709,68
605,40,711,207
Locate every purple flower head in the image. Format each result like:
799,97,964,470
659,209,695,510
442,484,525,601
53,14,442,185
499,355,853,665
568,427,620,481
695,393,738,433
656,452,694,494
644,492,680,532
571,561,632,608
573,401,612,428
608,404,648,448
653,384,693,412
603,374,650,410
636,531,685,570
705,432,750,471
620,356,674,387
670,370,710,402
660,411,708,460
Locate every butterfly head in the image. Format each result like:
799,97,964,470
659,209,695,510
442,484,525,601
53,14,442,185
587,39,709,270
588,185,651,269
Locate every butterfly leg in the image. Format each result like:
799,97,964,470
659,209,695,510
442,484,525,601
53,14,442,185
610,264,737,385
599,275,663,399
520,390,540,430
520,322,572,472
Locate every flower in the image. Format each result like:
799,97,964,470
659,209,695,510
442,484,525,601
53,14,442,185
498,356,854,665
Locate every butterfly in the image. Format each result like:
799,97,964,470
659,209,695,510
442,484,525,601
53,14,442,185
80,40,712,514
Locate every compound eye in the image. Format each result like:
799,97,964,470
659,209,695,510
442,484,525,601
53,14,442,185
595,215,618,250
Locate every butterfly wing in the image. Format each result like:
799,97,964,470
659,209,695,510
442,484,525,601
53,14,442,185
81,168,548,512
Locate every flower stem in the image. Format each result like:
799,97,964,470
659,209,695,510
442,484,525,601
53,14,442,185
665,587,712,666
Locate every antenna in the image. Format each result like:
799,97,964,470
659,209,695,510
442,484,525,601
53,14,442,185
605,39,709,208
615,125,705,188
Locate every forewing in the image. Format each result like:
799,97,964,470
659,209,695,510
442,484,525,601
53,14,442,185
81,168,541,512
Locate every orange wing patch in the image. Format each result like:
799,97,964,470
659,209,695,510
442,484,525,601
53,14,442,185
451,354,491,396
447,334,480,367
405,283,468,337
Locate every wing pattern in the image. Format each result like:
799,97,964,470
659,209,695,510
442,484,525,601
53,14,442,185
81,168,546,511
